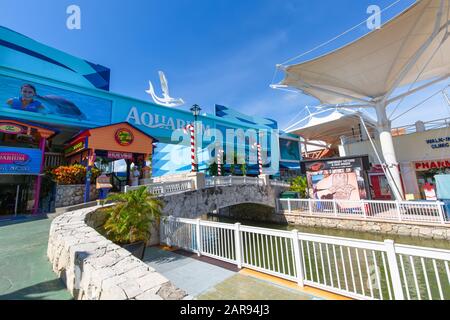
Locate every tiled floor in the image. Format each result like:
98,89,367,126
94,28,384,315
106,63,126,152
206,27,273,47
197,274,319,300
144,247,324,300
0,217,72,300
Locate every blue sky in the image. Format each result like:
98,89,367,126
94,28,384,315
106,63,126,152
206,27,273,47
1,0,449,130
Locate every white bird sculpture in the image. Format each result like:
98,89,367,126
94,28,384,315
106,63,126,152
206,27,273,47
145,71,185,107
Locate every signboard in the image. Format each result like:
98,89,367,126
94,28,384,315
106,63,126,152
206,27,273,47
96,174,112,189
65,139,86,157
107,151,133,160
0,122,26,134
302,156,369,173
302,156,370,204
115,128,134,146
0,147,43,175
415,160,450,171
426,137,450,149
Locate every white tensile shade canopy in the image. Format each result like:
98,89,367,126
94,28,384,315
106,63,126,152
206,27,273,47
287,109,377,146
280,0,450,105
277,0,450,201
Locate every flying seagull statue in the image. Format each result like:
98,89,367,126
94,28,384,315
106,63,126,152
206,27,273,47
145,71,185,107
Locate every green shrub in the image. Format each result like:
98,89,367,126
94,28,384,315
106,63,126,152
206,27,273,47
103,186,163,244
289,176,308,198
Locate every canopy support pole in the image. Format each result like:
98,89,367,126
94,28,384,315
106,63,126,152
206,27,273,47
374,103,404,201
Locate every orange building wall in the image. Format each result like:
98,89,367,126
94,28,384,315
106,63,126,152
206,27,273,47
87,123,153,156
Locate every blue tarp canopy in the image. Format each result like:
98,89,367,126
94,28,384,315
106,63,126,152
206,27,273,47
435,174,450,199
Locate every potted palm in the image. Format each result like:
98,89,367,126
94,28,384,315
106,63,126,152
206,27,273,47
102,186,163,260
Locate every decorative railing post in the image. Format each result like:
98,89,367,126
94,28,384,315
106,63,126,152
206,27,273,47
396,201,402,222
196,219,202,256
384,240,405,300
361,200,367,219
437,202,446,224
287,199,292,214
333,200,338,217
308,199,313,215
234,223,242,268
291,230,304,287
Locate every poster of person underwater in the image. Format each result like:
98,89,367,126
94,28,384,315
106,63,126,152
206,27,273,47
0,74,112,126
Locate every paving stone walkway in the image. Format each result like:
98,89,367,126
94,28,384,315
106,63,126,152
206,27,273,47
144,247,323,300
0,217,72,300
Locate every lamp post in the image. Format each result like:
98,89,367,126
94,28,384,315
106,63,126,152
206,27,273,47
190,104,202,172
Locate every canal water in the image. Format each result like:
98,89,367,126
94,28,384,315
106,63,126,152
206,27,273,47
206,214,450,250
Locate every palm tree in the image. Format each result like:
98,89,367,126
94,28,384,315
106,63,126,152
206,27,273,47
103,186,163,244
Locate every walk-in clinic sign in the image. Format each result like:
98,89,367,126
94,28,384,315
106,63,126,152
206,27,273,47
0,147,42,175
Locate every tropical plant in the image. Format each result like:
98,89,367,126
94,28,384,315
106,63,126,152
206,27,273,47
50,164,101,185
103,186,163,244
289,176,308,198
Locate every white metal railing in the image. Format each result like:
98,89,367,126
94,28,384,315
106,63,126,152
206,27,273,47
277,199,449,225
160,216,450,300
125,180,193,195
205,176,264,187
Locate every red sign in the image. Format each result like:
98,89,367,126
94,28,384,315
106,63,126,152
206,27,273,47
415,160,450,171
0,152,30,165
115,128,134,146
107,151,133,160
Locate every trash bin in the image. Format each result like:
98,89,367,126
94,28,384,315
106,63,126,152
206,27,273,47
280,191,300,199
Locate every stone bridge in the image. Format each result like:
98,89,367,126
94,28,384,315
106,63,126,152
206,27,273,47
132,173,289,219
160,182,287,219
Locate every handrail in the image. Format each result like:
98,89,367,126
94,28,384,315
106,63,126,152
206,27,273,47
160,216,450,300
278,198,448,225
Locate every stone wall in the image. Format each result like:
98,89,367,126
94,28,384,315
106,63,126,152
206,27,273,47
47,206,187,300
271,213,450,240
55,184,99,208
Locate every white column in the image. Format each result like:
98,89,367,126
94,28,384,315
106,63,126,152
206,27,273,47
234,223,242,268
196,219,202,256
291,230,304,287
375,103,405,201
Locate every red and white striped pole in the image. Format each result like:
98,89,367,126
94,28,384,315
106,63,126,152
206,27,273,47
185,123,196,172
217,149,222,176
257,144,263,175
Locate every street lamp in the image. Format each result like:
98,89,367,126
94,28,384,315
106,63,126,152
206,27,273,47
190,104,202,172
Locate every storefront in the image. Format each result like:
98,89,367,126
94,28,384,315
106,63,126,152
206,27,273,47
340,120,450,201
300,155,371,203
0,119,57,215
64,122,156,202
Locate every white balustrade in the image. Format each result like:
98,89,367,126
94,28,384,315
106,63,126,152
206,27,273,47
126,180,193,195
278,199,448,225
160,216,450,300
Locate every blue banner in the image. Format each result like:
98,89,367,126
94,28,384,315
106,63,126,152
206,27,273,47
0,146,43,175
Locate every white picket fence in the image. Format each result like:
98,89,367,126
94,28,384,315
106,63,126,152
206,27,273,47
278,199,449,225
160,216,450,300
125,180,193,195
205,176,264,187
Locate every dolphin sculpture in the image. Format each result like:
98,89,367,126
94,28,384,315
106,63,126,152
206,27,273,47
145,71,185,107
37,95,86,120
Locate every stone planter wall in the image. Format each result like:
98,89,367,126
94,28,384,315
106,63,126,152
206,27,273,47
271,213,450,240
55,184,99,208
47,206,187,300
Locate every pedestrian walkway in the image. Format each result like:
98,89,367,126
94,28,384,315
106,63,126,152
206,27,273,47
144,246,348,300
0,217,72,300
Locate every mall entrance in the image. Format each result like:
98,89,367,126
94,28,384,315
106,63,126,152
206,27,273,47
0,175,35,216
